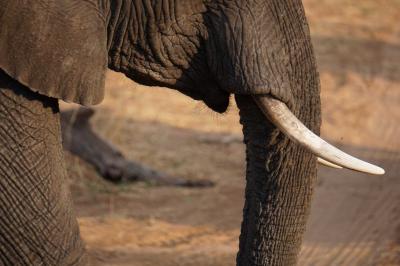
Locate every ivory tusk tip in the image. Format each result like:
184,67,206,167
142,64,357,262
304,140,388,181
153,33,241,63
369,166,385,175
318,157,385,176
357,162,385,175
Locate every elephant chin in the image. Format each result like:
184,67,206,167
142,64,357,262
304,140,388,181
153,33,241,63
203,94,230,113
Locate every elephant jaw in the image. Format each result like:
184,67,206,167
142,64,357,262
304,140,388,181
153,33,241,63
253,95,385,175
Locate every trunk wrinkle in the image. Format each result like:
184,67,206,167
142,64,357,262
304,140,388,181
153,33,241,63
235,95,318,266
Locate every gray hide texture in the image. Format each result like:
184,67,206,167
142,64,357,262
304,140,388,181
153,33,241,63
0,0,107,105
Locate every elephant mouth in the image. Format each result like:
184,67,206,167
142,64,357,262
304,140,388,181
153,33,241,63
252,94,385,175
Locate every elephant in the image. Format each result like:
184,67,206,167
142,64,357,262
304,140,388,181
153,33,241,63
0,0,384,265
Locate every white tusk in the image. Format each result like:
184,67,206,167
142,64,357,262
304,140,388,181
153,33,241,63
253,95,385,175
317,157,343,169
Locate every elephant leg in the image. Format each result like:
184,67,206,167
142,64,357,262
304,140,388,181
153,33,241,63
0,71,86,265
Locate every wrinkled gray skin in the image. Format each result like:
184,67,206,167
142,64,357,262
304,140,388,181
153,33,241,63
0,0,320,265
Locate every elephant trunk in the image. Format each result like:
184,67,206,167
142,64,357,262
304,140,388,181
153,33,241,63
235,94,317,266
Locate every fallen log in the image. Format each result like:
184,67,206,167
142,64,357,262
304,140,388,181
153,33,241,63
60,107,214,187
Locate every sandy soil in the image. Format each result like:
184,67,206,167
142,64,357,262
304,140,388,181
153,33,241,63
62,0,400,265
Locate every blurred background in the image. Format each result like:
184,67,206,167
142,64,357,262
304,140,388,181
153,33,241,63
61,0,400,265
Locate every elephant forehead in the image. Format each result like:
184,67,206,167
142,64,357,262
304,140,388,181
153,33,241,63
0,0,108,106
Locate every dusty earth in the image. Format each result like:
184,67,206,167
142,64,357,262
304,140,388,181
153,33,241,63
61,0,400,265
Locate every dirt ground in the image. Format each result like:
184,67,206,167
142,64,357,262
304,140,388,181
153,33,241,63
61,1,400,265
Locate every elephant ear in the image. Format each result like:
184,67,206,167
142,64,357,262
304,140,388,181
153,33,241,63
0,0,107,106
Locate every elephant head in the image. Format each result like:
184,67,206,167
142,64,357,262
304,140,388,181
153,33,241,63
0,0,384,265
103,0,383,173
106,1,386,263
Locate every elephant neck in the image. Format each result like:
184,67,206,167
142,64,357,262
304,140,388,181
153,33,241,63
235,95,318,266
103,0,208,87
104,0,137,72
